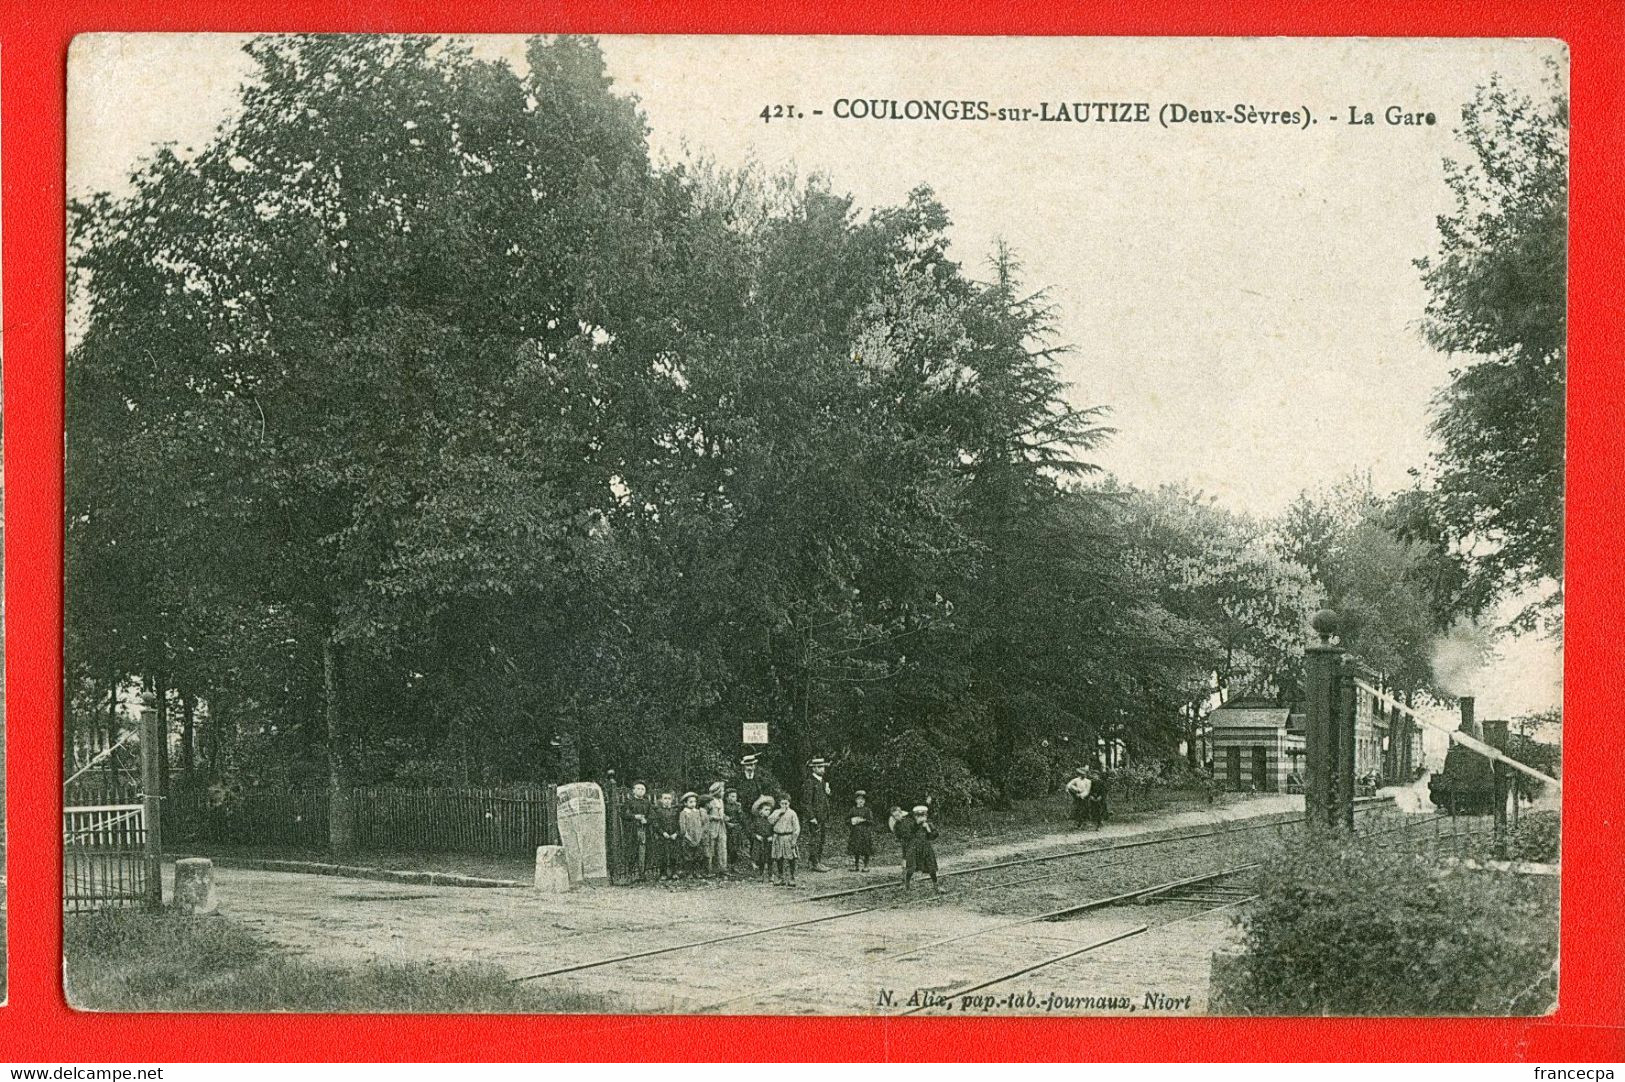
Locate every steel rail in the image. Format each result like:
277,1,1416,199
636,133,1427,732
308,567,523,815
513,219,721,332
699,809,1462,1012
509,907,873,982
512,801,1420,991
894,872,1260,1016
804,798,1392,904
896,812,1503,1017
893,925,1155,1016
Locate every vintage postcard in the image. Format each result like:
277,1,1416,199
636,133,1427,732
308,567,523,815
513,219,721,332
63,34,1564,1016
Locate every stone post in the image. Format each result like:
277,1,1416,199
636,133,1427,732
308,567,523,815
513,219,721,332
533,846,572,893
172,857,217,915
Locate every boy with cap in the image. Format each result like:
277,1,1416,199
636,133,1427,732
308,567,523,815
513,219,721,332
749,794,777,878
724,788,747,870
768,791,801,886
702,782,729,878
678,791,707,879
846,790,876,871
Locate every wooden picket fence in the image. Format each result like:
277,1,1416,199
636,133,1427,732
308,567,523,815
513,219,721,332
66,781,560,859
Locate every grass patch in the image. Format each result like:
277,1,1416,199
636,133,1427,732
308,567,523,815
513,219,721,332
65,909,612,1013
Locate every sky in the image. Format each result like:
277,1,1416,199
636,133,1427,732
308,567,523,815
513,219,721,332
67,34,1566,716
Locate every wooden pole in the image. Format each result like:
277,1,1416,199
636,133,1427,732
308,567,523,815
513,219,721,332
326,637,355,859
1485,718,1509,841
140,697,164,909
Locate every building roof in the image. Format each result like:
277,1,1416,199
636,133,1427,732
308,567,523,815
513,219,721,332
1216,695,1281,711
1210,707,1291,730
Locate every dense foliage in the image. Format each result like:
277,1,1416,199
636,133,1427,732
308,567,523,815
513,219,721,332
1224,833,1558,1015
67,37,1562,852
1413,70,1567,632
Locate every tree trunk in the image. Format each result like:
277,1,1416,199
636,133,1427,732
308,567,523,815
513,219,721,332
105,670,121,782
153,670,170,798
180,689,196,778
206,693,228,779
325,637,356,858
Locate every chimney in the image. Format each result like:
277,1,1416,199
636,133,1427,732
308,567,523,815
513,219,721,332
1459,696,1477,739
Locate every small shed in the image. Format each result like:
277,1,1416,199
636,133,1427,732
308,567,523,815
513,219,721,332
1208,696,1303,793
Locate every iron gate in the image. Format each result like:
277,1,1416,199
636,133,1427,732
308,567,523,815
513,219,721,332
64,803,150,911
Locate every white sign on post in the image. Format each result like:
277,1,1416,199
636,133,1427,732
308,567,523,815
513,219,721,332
742,722,769,745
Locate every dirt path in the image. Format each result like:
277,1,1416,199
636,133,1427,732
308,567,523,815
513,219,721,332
173,797,1300,1015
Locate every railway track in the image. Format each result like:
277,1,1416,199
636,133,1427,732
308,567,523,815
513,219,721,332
706,865,1261,1013
892,869,1260,1017
887,811,1500,1016
509,800,1413,994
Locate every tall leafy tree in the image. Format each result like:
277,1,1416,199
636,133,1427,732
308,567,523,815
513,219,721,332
69,35,688,852
1415,70,1567,631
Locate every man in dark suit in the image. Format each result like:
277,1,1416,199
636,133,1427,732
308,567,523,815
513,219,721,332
802,756,833,871
736,753,768,811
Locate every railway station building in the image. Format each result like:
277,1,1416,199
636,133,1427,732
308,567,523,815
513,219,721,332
1209,688,1403,792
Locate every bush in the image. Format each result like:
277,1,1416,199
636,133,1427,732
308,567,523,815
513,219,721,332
1000,745,1058,802
1494,811,1560,864
847,729,993,816
1221,832,1558,1015
1108,762,1162,810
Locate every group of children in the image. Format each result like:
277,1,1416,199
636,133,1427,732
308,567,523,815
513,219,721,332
618,781,941,890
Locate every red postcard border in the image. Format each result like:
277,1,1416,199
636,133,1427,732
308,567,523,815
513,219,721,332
3,0,1621,1063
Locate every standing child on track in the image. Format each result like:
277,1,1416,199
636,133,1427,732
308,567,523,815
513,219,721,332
768,791,801,886
903,804,941,892
846,790,876,871
888,804,911,862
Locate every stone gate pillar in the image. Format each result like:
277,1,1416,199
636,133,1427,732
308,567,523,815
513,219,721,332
1303,609,1343,830
1336,663,1357,831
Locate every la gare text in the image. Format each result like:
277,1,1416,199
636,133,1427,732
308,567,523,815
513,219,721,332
760,100,1437,129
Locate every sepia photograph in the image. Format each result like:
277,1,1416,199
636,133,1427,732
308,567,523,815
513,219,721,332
63,33,1565,1016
